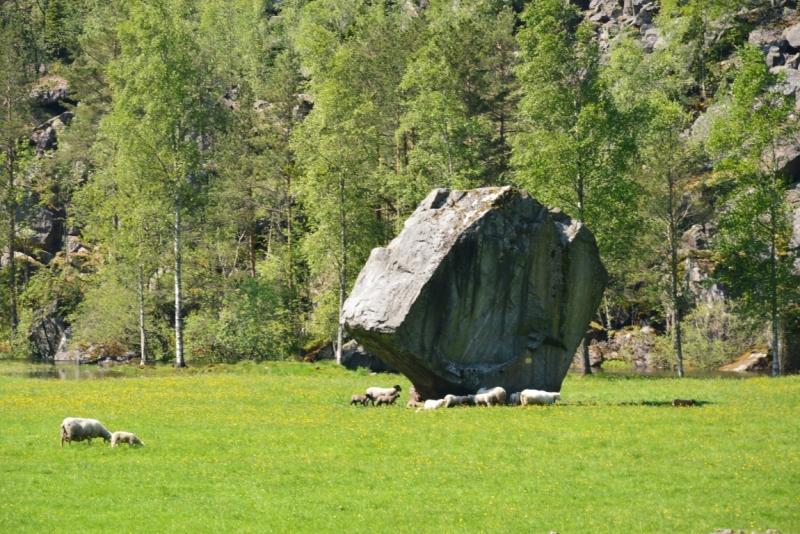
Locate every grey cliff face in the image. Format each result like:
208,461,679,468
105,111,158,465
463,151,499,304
341,187,608,399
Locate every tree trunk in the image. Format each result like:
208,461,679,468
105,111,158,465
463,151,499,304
138,263,147,366
6,140,17,340
173,190,185,368
336,170,347,365
580,336,592,376
669,179,684,378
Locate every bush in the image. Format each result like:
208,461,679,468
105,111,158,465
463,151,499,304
654,302,761,369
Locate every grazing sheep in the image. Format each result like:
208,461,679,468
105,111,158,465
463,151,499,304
60,417,112,447
376,393,400,406
350,394,373,406
520,389,560,406
474,387,506,406
443,394,473,407
423,399,445,410
111,431,145,448
672,398,696,407
507,392,521,406
366,385,402,399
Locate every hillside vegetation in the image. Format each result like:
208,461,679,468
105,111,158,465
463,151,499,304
2,0,800,372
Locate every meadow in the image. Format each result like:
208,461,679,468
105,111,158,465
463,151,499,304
0,360,798,533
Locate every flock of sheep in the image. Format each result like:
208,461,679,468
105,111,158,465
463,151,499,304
60,417,144,448
350,384,562,410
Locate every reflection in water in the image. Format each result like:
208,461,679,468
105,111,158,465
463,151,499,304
17,365,126,380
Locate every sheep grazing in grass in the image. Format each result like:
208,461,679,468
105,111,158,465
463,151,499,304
422,399,446,410
672,398,696,407
60,417,112,447
376,393,400,406
111,431,145,448
507,392,521,406
350,394,373,406
443,394,473,408
474,387,506,406
520,389,560,406
366,385,402,400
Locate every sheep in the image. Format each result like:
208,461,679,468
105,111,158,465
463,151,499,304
507,392,521,406
366,385,402,399
406,399,425,408
350,394,373,406
672,398,696,407
474,387,506,406
376,393,400,406
60,417,112,447
519,389,560,406
422,399,445,410
111,431,145,448
443,394,473,408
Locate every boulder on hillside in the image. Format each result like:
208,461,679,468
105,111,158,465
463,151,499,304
342,187,608,399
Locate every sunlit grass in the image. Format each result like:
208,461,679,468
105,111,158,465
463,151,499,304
0,361,797,533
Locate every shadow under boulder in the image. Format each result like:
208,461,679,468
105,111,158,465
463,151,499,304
340,340,397,373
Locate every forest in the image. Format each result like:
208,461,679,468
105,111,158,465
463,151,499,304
2,0,800,374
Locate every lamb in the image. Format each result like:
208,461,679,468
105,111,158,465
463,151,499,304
672,398,696,407
507,392,521,406
60,417,112,447
366,385,402,399
474,387,506,406
520,389,560,406
111,431,145,447
443,394,473,407
376,393,400,406
350,394,373,406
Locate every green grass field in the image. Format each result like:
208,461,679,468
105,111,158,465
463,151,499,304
0,361,798,533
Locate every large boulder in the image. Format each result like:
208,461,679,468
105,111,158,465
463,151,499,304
341,187,608,399
340,340,398,373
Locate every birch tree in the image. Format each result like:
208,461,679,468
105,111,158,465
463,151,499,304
707,44,798,376
105,0,219,367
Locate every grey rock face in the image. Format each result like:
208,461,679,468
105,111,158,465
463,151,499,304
341,187,608,399
28,304,68,359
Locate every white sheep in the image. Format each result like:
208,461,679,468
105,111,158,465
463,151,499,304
423,399,445,410
474,387,506,406
366,385,402,399
507,392,521,406
111,431,145,447
60,417,112,447
520,389,561,406
443,394,473,407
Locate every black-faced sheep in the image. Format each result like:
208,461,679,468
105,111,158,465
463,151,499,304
111,431,145,447
366,385,402,400
350,394,373,406
375,393,400,406
60,417,112,447
520,389,560,406
474,387,506,406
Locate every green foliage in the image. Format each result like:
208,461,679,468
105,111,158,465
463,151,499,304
513,0,640,275
185,274,293,362
653,302,762,369
708,44,798,366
